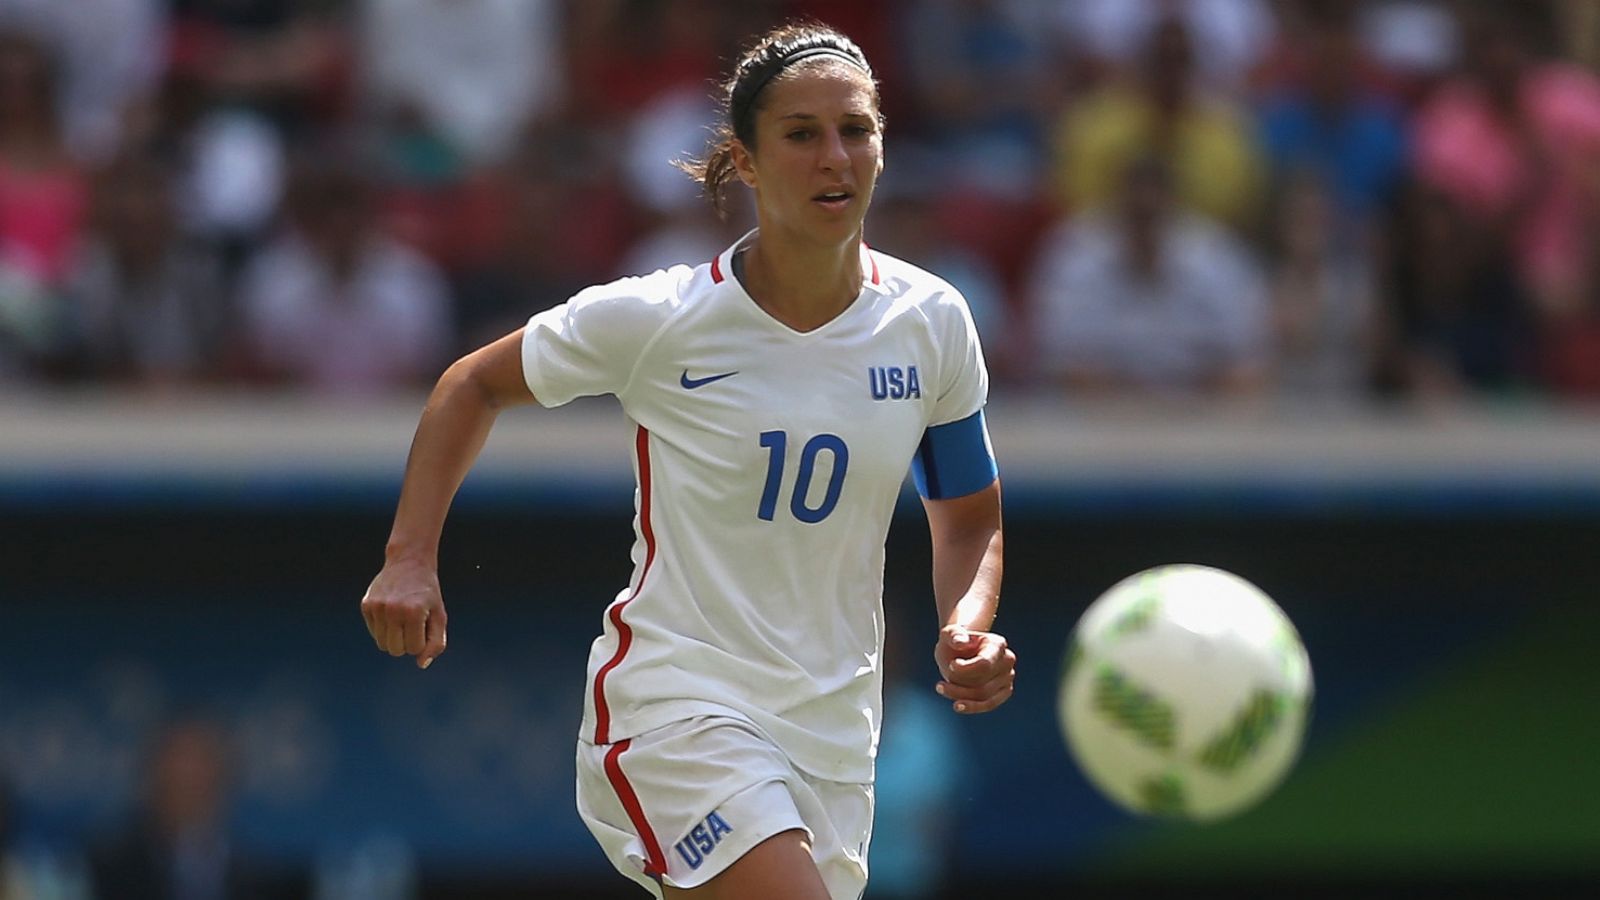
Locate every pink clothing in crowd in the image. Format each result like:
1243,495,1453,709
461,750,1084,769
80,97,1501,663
1413,63,1600,303
0,160,87,282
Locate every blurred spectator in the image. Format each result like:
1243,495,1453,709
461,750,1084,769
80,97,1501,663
356,1,557,284
1357,1,1461,105
1031,156,1269,396
89,718,269,900
1257,1,1409,235
1384,183,1537,396
896,0,1055,199
159,0,353,258
1412,2,1600,319
563,0,729,128
169,104,286,261
1056,0,1276,91
113,38,285,263
622,83,719,217
65,153,226,385
1053,14,1266,229
0,28,89,377
619,203,747,281
1540,178,1600,401
451,133,633,351
604,1,770,219
377,156,513,280
870,192,1013,376
1539,293,1600,400
1265,171,1378,400
0,0,1588,409
359,0,562,171
236,151,452,391
167,0,350,136
0,0,166,164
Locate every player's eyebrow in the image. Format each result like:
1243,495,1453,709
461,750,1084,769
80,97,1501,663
777,111,875,121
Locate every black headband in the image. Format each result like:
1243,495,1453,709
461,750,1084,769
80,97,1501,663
733,45,870,127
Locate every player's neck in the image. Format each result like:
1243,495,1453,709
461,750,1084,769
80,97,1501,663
740,230,865,333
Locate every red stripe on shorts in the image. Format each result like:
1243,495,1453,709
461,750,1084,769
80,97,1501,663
710,252,724,284
604,738,668,879
592,425,656,744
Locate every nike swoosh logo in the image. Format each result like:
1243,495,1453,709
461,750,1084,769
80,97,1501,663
680,369,739,390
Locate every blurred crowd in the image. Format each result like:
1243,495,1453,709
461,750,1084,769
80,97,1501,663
1,0,1599,403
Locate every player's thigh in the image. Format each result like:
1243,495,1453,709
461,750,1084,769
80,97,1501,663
576,716,829,894
662,828,830,900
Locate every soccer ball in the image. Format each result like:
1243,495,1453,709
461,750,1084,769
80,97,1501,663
1058,564,1313,821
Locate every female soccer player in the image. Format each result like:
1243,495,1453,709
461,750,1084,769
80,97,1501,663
360,22,1013,900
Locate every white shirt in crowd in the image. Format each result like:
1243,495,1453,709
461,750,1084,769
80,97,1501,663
240,234,452,391
360,0,563,166
1031,210,1269,391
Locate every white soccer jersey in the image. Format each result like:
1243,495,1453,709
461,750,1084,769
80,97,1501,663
522,230,992,783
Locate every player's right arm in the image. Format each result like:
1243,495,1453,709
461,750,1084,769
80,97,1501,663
365,267,682,666
361,328,535,669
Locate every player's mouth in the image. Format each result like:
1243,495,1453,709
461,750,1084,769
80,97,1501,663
812,187,854,212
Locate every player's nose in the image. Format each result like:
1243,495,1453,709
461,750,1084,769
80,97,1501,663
817,127,849,171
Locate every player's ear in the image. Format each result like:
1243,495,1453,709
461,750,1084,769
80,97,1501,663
731,139,758,189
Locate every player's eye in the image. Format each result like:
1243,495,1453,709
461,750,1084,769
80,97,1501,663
787,129,813,141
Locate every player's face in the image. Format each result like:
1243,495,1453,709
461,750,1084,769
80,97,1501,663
735,66,883,245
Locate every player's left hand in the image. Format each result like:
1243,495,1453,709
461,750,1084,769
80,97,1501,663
933,625,1015,714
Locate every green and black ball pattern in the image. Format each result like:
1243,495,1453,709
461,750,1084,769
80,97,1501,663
1138,772,1188,817
1197,689,1287,774
1084,656,1290,815
1092,666,1177,751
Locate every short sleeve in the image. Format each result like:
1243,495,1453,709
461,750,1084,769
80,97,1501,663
929,287,990,427
521,268,687,407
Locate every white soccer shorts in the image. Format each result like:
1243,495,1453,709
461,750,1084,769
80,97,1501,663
575,714,873,899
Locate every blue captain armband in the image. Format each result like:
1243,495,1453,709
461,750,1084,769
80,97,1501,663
912,409,998,500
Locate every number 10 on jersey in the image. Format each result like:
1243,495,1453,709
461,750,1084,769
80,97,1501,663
757,431,849,524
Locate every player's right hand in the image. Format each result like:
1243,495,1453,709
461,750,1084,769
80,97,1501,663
933,624,1015,715
360,557,448,669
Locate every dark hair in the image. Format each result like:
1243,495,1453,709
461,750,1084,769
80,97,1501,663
677,21,879,217
0,27,65,134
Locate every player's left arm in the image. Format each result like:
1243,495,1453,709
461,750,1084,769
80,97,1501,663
924,479,1013,715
